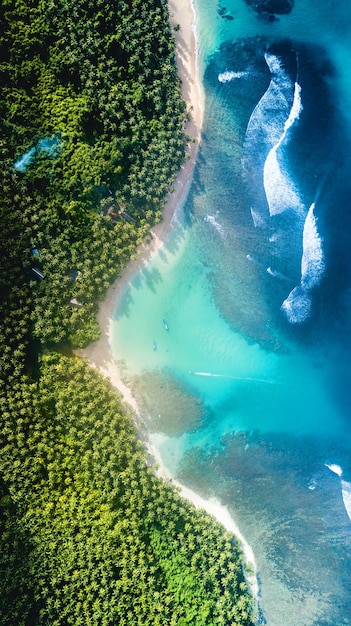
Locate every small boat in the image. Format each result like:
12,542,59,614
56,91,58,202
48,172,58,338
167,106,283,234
163,319,169,331
153,341,157,351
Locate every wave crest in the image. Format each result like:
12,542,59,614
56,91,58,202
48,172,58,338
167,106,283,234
218,70,248,83
263,82,304,217
281,203,325,323
341,481,351,523
281,286,312,323
301,203,325,290
243,52,302,226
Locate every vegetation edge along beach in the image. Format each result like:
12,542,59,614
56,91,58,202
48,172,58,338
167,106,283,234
0,0,256,623
81,0,259,603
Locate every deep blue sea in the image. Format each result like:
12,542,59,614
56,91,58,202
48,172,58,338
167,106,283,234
112,1,351,623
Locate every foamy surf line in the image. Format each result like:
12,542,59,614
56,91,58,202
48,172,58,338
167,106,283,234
341,481,351,523
148,439,260,600
263,80,303,218
325,463,351,524
281,202,325,324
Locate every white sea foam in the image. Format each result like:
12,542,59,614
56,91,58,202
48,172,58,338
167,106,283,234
264,149,303,216
285,81,303,130
249,54,295,141
218,70,248,83
281,285,312,323
325,463,343,477
281,203,325,323
264,52,285,75
243,53,301,227
244,55,292,160
324,465,351,524
301,203,325,289
263,82,303,217
308,477,317,491
204,213,225,238
341,480,351,523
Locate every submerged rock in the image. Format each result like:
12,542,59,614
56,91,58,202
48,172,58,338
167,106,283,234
244,0,294,19
217,6,234,21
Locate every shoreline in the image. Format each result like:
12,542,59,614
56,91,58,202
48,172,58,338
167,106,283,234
149,441,259,600
78,0,203,419
78,0,259,607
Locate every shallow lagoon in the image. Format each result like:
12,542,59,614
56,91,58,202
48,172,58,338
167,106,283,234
113,1,351,623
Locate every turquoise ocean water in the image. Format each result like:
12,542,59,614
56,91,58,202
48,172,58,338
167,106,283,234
112,1,351,623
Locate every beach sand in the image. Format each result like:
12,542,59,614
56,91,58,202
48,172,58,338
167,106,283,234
78,0,202,418
78,0,259,603
149,443,259,599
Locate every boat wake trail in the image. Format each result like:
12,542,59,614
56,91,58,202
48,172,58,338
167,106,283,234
189,371,278,384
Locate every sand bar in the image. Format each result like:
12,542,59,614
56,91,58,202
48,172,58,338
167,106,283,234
78,0,259,605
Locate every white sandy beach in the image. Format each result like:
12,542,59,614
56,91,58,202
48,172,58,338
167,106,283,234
149,442,259,599
79,0,203,418
78,0,259,603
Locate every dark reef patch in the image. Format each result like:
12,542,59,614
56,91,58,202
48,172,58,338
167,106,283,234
244,0,294,20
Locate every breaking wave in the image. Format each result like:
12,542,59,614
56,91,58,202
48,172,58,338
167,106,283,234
325,463,343,477
281,203,325,323
243,52,301,226
245,53,297,149
300,203,325,290
325,464,351,523
263,81,303,217
341,481,351,523
218,70,248,83
280,285,312,323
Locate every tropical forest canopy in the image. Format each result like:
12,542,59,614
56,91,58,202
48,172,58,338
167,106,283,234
0,0,255,623
0,0,187,354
